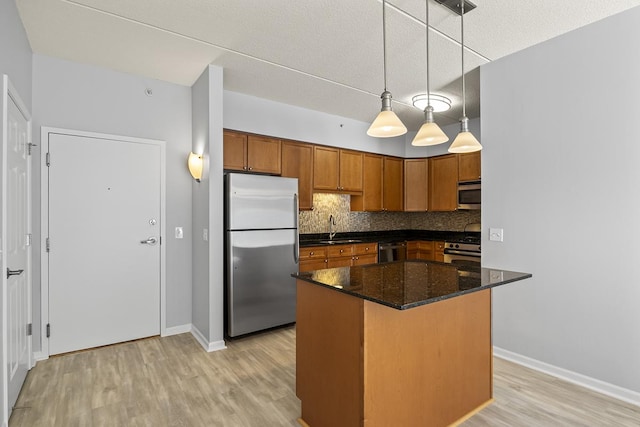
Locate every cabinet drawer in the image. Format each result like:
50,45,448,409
299,259,328,272
300,246,327,260
327,257,353,269
353,242,377,255
327,244,354,258
353,253,377,266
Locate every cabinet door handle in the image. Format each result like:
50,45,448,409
310,251,314,256
248,167,253,171
339,249,344,253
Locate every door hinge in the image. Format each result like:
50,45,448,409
26,233,32,246
46,323,51,338
28,142,37,156
27,323,32,336
46,152,51,167
46,237,51,252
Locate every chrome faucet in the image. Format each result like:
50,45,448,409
329,215,336,240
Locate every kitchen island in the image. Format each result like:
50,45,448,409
293,261,531,427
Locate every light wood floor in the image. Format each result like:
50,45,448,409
9,326,640,426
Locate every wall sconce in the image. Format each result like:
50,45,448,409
188,152,203,182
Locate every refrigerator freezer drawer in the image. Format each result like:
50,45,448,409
227,229,298,337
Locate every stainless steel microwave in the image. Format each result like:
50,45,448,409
458,181,481,210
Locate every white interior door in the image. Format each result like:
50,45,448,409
47,132,161,355
2,75,32,422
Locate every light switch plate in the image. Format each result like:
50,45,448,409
203,228,208,241
489,228,504,242
175,227,183,239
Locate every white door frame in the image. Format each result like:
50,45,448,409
2,75,33,427
40,127,166,357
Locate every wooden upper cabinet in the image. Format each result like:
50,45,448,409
383,157,403,211
351,154,383,211
404,159,428,212
339,150,364,192
458,152,481,182
223,131,281,174
281,140,314,210
223,130,247,171
247,135,281,174
429,154,458,211
313,147,363,194
313,146,340,191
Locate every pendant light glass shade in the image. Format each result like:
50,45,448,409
448,117,482,152
368,91,407,137
368,0,407,138
411,0,448,147
412,106,449,146
448,0,482,153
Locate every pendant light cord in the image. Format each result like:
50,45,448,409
426,0,431,108
460,0,466,118
382,0,388,92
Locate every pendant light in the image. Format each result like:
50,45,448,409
448,0,482,153
412,0,449,146
367,0,407,138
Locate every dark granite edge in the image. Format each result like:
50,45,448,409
300,230,480,247
292,266,532,311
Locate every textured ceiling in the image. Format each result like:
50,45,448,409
16,0,640,128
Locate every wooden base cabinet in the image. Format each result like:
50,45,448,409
299,243,378,272
296,281,493,427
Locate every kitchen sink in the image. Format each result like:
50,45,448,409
318,239,363,245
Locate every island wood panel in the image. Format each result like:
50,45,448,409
362,289,492,427
404,158,428,211
297,280,492,427
281,141,314,210
296,280,364,427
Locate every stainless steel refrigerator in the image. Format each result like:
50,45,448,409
225,173,299,337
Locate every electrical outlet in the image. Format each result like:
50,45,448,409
175,227,183,239
489,228,504,242
203,228,208,241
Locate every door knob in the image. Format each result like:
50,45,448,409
6,268,24,279
140,237,158,245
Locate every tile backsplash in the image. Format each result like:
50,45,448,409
299,193,481,234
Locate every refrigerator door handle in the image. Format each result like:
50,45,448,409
294,193,300,263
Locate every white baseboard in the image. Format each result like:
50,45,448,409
33,351,48,363
493,346,640,407
191,325,227,352
162,323,192,337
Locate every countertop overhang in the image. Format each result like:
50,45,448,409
292,260,532,310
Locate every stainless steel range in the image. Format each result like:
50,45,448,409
443,237,481,266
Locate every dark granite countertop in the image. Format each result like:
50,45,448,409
292,260,532,310
299,230,479,247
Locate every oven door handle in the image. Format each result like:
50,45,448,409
444,249,480,257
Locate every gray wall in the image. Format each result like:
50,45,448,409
191,65,224,347
224,90,406,157
482,7,640,395
191,68,210,339
0,0,32,110
32,54,193,350
0,0,32,424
